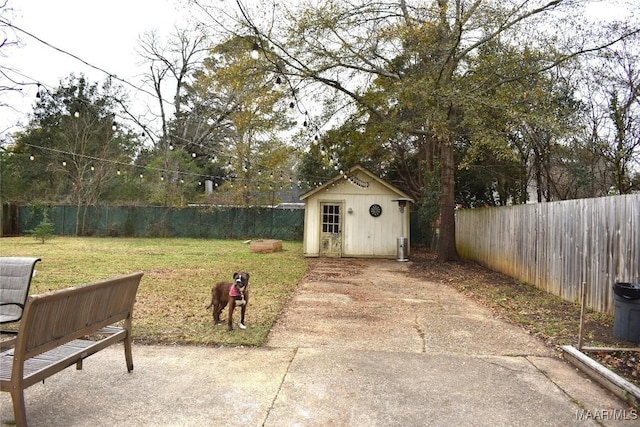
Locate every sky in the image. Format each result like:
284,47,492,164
0,0,633,140
1,0,190,136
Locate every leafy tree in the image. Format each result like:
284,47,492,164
215,0,638,260
185,35,294,205
9,75,139,234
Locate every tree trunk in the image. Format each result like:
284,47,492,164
438,139,459,261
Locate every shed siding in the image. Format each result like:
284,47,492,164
302,170,411,258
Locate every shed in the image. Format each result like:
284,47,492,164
300,165,414,258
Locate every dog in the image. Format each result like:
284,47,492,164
206,272,250,331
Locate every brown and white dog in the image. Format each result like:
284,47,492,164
206,272,250,331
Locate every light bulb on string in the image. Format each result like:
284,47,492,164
29,155,34,161
111,122,117,131
251,43,260,60
74,111,80,118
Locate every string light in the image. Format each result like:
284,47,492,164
250,42,260,60
6,17,337,194
13,73,336,194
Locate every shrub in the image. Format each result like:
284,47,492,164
28,212,55,243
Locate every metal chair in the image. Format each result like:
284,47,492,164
0,257,41,330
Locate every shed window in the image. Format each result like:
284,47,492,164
322,204,341,233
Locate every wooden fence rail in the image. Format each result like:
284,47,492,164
456,194,640,315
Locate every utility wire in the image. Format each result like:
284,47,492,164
0,18,174,107
1,14,342,187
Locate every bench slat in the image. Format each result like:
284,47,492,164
1,329,127,384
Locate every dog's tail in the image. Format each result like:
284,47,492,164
205,302,212,310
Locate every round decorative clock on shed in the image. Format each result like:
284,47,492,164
369,204,382,217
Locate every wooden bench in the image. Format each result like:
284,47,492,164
0,272,143,426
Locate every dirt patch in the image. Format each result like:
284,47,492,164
303,258,369,282
407,248,639,388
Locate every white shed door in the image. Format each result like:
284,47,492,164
320,202,342,257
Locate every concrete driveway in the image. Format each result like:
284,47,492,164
1,258,635,426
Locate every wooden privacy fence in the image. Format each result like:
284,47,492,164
456,194,640,315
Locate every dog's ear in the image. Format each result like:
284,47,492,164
246,273,250,280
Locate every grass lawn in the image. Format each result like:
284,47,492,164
1,237,309,346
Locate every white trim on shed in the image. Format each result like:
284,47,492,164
300,165,413,258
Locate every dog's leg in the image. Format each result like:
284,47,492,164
213,299,227,324
213,300,220,324
239,300,247,329
227,300,235,331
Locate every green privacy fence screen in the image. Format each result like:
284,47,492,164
19,205,305,241
15,205,426,244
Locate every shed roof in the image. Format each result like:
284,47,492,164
299,165,414,202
